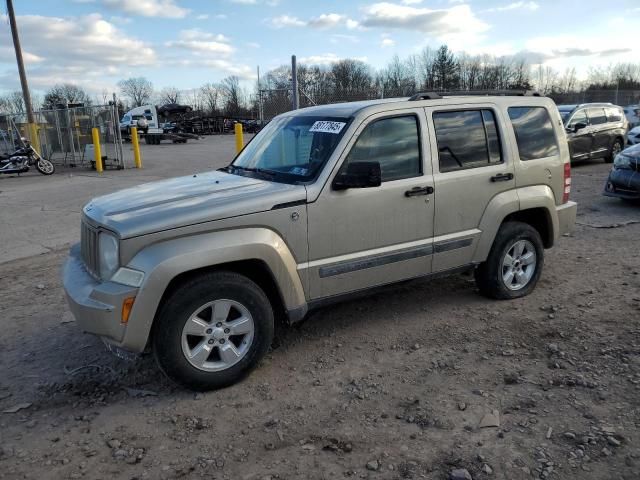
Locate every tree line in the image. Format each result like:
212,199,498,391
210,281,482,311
1,44,640,118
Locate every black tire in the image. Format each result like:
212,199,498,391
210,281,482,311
474,221,544,300
606,139,623,163
35,158,55,175
153,271,274,391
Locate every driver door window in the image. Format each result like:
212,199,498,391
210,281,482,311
568,110,588,129
344,115,421,182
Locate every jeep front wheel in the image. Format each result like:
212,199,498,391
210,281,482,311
475,221,544,300
153,271,274,391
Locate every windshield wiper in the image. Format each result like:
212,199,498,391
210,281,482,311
229,165,278,178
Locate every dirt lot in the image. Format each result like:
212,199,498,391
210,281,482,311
0,158,639,480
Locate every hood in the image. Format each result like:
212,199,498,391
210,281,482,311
83,171,307,238
621,143,640,158
629,126,640,135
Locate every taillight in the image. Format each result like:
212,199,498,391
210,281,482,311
562,162,571,204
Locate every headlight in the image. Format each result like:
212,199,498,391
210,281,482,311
613,153,632,170
99,232,119,280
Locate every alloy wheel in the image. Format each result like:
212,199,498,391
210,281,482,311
181,299,255,372
501,240,537,291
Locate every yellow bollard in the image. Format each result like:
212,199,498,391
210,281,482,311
131,127,142,168
92,127,103,173
28,123,40,155
234,122,244,154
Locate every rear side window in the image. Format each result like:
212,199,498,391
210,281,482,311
433,109,503,172
605,107,623,122
588,108,607,125
508,107,559,161
345,115,421,182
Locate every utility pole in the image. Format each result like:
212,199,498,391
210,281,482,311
291,55,299,110
7,0,34,123
257,65,263,123
7,0,39,151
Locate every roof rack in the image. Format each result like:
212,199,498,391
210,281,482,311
408,90,542,101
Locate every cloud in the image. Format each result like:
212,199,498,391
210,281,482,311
103,0,190,19
330,34,360,44
381,37,395,47
230,0,280,5
268,15,306,28
525,35,634,62
268,12,359,30
308,13,359,30
361,3,489,36
0,13,155,68
299,53,368,65
163,30,255,80
196,14,209,20
202,60,255,79
483,2,539,13
0,13,157,93
165,29,234,55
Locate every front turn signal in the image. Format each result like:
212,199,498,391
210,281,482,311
121,297,136,324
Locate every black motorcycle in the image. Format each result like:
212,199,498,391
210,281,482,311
0,138,55,176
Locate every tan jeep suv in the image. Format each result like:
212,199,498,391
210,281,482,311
63,91,577,390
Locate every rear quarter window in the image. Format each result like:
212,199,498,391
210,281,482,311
508,107,559,161
605,107,623,122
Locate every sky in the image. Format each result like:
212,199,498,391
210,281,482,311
1,0,639,97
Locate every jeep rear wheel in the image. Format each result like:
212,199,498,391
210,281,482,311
153,271,274,391
475,221,544,299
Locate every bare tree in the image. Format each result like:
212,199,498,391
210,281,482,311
535,65,559,95
7,92,25,113
221,76,244,116
159,86,180,105
200,83,220,114
43,84,92,109
557,68,578,93
330,59,374,100
118,77,154,107
380,55,416,97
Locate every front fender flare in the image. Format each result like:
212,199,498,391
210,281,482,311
121,228,306,352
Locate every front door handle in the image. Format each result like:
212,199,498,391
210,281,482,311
490,173,514,182
405,186,434,197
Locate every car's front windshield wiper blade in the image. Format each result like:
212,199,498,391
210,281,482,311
229,165,278,178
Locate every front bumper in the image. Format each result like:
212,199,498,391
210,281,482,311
63,244,140,350
556,201,577,237
603,169,640,200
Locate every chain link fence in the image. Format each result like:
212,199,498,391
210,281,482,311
549,90,640,106
255,88,640,121
0,103,131,169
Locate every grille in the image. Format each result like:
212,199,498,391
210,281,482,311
80,221,100,278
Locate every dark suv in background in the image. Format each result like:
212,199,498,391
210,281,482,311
558,103,628,163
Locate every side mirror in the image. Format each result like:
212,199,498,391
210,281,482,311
333,161,382,190
573,122,587,133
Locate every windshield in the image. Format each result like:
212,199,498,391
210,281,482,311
558,111,571,123
228,115,351,184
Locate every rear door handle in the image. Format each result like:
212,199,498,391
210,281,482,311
405,186,434,197
490,173,514,182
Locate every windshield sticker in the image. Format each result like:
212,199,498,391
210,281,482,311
309,121,346,134
289,166,309,176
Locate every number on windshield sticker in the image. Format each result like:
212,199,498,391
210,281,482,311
309,121,346,134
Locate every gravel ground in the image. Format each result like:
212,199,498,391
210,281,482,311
0,158,639,480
